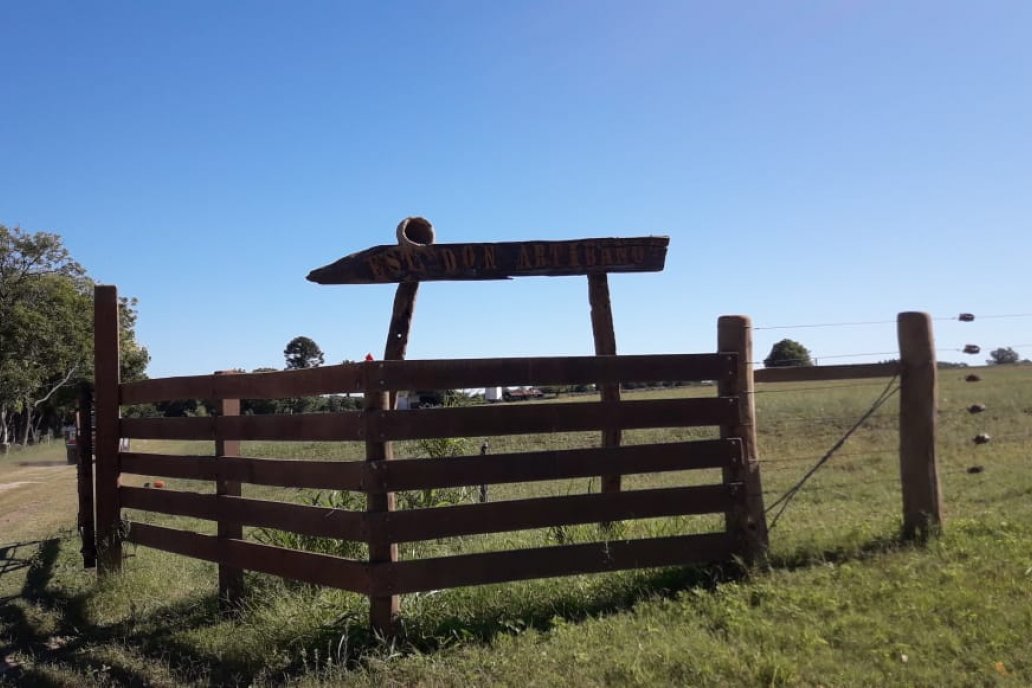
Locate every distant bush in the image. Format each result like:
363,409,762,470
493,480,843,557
764,339,814,368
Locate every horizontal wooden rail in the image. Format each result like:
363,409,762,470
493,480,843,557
127,522,368,592
371,353,734,391
119,440,731,493
120,453,365,490
120,413,364,441
374,484,736,543
372,397,737,441
373,439,738,492
753,362,900,384
119,353,736,405
120,487,365,541
120,364,364,405
372,532,734,595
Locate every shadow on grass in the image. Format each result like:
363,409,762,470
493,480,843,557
766,530,912,571
0,540,50,602
1,530,917,686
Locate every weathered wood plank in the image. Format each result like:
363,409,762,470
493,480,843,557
94,285,122,574
307,236,669,284
718,315,768,564
371,353,733,392
754,362,900,384
374,484,735,543
119,487,364,540
119,453,365,490
372,532,734,594
897,312,941,540
76,383,97,568
120,413,364,441
371,440,739,492
126,522,368,593
120,364,364,405
383,282,419,410
364,367,399,634
588,273,622,493
215,379,243,607
371,397,737,441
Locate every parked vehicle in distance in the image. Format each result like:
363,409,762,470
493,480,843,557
502,386,545,402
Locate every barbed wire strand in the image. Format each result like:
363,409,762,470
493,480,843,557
764,376,901,531
755,312,1032,331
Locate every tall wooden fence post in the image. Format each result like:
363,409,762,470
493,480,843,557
94,285,122,574
77,382,97,569
215,371,243,609
897,311,942,540
588,272,622,493
717,315,769,564
364,362,399,635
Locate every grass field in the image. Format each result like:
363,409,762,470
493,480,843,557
1,365,1030,686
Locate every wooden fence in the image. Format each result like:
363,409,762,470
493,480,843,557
84,285,940,634
87,286,767,633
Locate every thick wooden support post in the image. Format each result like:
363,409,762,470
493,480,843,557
364,363,399,636
215,371,244,609
588,273,621,493
383,281,419,409
897,312,942,540
717,316,768,564
76,383,97,569
94,285,122,574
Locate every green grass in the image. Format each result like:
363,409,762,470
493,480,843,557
2,365,1031,686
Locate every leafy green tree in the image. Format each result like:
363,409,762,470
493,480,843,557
0,225,149,445
987,347,1020,365
284,336,324,369
763,339,814,368
282,338,324,413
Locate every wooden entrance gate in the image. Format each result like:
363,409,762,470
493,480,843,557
85,286,767,633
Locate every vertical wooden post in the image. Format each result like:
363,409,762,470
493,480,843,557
383,281,419,409
94,285,122,574
717,315,769,564
897,312,942,540
364,362,399,635
215,371,243,609
588,273,621,493
76,382,97,569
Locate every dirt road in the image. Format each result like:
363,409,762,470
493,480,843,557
0,448,79,544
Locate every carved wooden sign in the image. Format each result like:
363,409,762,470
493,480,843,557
307,236,669,285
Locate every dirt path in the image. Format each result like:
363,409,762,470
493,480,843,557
0,454,79,544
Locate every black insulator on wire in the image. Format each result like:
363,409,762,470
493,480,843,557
965,374,982,382
968,404,987,414
963,344,981,355
973,433,991,445
958,313,975,322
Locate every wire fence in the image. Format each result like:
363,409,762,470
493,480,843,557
747,311,1031,537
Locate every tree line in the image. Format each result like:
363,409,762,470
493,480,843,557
1,226,149,450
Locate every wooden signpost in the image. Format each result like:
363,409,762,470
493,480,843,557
310,218,669,630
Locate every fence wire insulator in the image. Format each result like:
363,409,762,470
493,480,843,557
965,374,981,382
968,403,987,414
967,465,984,474
958,313,975,322
963,344,981,355
973,433,991,445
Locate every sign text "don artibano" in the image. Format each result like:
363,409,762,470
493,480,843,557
307,236,669,284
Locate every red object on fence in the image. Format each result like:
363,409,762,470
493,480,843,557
365,353,375,361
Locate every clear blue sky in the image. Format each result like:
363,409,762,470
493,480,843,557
3,1,1030,378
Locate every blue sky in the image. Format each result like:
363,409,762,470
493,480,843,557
2,1,1030,378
